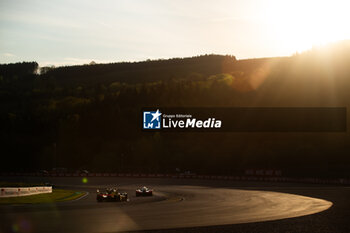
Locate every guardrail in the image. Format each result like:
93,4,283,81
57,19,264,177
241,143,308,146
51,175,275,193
0,186,52,198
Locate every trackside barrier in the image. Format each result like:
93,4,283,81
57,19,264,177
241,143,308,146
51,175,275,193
1,172,349,185
0,186,52,198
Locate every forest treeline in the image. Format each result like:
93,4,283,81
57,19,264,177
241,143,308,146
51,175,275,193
1,43,350,178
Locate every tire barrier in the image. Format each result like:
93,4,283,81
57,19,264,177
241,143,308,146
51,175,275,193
1,172,349,185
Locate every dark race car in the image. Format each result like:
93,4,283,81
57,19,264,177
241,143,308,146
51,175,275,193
136,186,153,196
96,188,128,202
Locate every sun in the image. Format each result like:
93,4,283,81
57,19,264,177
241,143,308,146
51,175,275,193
263,0,350,54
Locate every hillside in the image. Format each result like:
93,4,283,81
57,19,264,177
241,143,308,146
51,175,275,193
1,41,350,177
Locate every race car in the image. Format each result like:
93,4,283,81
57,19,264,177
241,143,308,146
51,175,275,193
96,188,128,202
136,186,153,196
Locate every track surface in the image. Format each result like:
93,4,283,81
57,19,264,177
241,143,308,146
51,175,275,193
0,178,334,233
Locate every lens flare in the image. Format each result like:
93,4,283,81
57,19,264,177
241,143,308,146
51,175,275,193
11,218,32,233
11,224,19,232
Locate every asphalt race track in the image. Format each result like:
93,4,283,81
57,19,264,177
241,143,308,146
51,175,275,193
0,177,346,233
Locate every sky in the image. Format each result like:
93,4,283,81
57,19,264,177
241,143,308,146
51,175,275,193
1,0,350,66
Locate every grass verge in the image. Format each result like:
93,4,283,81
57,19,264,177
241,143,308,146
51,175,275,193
0,189,86,204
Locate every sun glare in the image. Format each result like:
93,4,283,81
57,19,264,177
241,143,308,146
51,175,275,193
264,0,350,54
